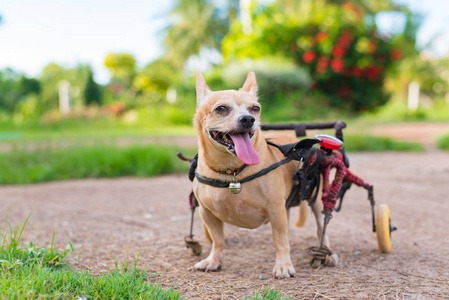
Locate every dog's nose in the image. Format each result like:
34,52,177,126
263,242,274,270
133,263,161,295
239,115,255,128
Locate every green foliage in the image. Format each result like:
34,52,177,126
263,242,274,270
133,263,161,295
0,267,182,299
223,0,406,111
437,132,449,151
0,68,23,111
103,53,138,106
19,75,41,95
39,63,93,111
361,98,449,122
199,58,311,121
84,69,102,106
0,144,193,185
0,70,42,118
221,58,310,107
132,58,180,104
1,214,75,269
344,134,423,152
104,53,137,80
163,0,228,69
0,217,182,299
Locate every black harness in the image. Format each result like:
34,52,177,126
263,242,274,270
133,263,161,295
189,138,326,209
195,157,292,188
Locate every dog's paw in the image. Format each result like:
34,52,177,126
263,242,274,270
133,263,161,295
194,259,222,272
272,263,296,279
325,253,339,266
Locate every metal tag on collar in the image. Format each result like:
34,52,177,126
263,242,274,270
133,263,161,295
229,172,242,194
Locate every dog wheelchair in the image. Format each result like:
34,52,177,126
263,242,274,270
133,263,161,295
178,121,396,267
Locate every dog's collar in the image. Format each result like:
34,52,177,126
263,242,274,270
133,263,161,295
195,157,292,188
207,164,248,176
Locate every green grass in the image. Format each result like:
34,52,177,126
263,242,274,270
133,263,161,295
437,132,449,150
0,144,194,185
0,214,74,269
0,215,182,299
0,105,196,142
344,134,424,152
0,133,424,185
250,288,289,299
1,216,285,300
359,98,449,123
1,266,182,299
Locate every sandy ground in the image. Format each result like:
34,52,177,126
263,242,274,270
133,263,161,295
2,149,449,299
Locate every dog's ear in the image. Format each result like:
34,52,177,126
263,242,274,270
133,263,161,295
196,72,211,107
240,71,258,98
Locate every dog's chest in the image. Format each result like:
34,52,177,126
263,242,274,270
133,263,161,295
196,187,268,229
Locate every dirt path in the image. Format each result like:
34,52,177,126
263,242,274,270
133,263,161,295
2,151,449,299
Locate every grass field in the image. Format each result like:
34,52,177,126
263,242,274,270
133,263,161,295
344,134,424,152
0,216,287,299
0,132,423,185
437,132,449,150
0,215,183,299
0,144,195,185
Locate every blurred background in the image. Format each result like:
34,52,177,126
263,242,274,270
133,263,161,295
0,0,449,184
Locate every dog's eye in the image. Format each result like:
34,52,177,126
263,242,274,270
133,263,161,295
251,106,261,112
215,105,228,113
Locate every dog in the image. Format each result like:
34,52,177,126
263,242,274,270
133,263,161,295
192,72,338,279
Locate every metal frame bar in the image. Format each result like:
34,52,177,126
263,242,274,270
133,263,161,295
260,121,347,141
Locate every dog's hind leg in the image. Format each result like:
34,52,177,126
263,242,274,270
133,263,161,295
294,200,308,227
311,200,339,266
194,206,224,272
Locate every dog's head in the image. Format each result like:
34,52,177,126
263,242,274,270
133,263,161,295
194,72,261,165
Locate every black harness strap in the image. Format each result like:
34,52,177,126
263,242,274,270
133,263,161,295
195,157,292,188
192,138,323,208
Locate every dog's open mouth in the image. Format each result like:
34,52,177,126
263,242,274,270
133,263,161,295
209,130,260,165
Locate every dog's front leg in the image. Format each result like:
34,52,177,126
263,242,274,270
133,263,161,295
269,207,296,279
194,205,224,272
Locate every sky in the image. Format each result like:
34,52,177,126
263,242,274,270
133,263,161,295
0,0,172,83
0,0,448,84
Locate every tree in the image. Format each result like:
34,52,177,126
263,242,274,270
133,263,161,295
0,68,22,111
39,63,92,111
84,69,102,106
223,0,407,111
19,75,41,95
104,53,136,83
163,0,228,69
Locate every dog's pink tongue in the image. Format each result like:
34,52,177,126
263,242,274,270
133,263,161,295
229,133,260,165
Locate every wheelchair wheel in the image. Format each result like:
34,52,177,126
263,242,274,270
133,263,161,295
376,204,393,253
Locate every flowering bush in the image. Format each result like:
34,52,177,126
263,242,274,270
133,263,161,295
223,0,404,111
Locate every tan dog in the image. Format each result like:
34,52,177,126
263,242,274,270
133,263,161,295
192,72,338,279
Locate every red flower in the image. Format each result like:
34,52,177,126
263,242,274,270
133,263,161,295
316,57,329,73
315,32,328,43
368,41,378,53
338,86,351,98
330,59,345,73
338,30,353,48
364,65,384,82
332,46,345,58
302,50,317,63
390,50,403,61
349,66,363,77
